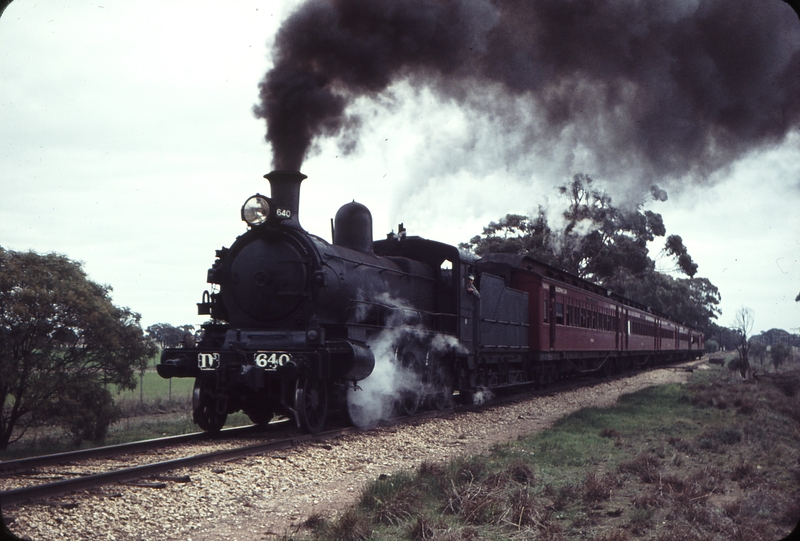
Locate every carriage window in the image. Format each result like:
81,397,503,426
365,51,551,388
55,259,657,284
543,300,549,323
555,302,564,325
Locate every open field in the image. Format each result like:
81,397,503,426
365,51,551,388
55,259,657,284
302,361,800,541
0,370,252,460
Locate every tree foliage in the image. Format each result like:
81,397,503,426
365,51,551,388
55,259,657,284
0,247,156,449
461,174,718,332
752,328,800,348
707,323,742,352
749,339,768,366
770,343,793,370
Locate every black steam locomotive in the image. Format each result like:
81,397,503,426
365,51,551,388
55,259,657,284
157,170,703,433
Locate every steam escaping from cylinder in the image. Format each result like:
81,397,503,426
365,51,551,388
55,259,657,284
255,0,800,192
346,324,466,428
346,290,466,428
346,326,422,428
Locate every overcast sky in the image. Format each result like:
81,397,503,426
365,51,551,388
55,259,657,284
1,0,799,335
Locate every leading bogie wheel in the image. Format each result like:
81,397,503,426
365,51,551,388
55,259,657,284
192,379,227,433
243,407,274,427
296,378,328,434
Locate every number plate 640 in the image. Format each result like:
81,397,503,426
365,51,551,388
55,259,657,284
254,352,291,370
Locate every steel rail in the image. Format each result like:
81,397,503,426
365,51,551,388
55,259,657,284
0,422,284,475
0,428,349,506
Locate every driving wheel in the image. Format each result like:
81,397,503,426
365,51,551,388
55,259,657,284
427,360,454,410
397,342,423,416
295,377,328,434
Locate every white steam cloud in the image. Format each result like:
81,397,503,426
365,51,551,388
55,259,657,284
346,324,466,428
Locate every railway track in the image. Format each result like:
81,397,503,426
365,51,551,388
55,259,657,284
0,360,697,508
0,426,355,506
0,424,264,475
0,408,452,506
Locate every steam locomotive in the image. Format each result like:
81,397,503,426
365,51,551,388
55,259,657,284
157,170,704,433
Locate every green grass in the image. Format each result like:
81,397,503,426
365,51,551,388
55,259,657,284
113,368,195,404
297,363,800,541
0,371,253,460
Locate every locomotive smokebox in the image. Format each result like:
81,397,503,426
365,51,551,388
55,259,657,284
264,170,307,229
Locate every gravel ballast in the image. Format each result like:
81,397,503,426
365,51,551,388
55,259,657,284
5,366,697,540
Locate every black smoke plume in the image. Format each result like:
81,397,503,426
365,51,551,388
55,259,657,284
255,0,800,186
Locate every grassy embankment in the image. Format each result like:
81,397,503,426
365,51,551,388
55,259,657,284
298,360,800,541
0,365,252,460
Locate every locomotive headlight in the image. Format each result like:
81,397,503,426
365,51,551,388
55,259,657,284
241,195,270,226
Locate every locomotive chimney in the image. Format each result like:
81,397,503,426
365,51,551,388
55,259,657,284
264,170,307,229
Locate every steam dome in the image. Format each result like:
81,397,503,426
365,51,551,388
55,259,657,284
334,201,373,253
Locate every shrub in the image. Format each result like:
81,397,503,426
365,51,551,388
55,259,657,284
360,472,419,526
618,453,663,483
323,508,372,541
734,397,757,415
504,460,536,486
450,455,488,486
407,514,442,540
510,487,549,529
551,483,580,511
594,530,631,541
448,482,503,525
582,471,614,502
716,427,744,445
628,507,653,534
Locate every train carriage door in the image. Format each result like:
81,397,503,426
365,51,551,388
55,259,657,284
625,309,630,350
549,285,556,349
615,306,620,350
656,319,660,351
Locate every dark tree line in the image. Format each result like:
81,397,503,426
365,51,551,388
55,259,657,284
461,174,721,335
748,328,799,369
146,323,197,349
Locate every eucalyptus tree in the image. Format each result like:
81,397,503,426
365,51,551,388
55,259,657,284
461,174,719,333
0,247,155,449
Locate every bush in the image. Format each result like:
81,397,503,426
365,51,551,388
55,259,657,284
771,343,792,370
52,378,121,446
618,453,663,483
582,471,614,502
